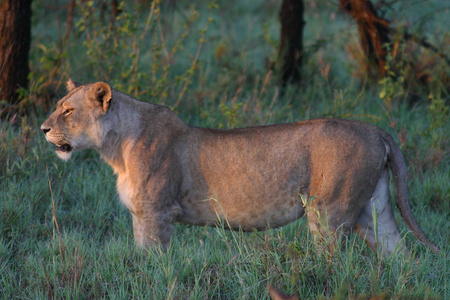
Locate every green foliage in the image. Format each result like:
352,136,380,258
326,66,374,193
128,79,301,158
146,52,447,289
219,102,243,128
1,0,449,298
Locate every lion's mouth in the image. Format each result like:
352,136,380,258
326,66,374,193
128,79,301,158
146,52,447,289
56,144,73,152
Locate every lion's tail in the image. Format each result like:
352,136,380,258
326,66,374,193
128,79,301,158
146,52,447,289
383,132,441,254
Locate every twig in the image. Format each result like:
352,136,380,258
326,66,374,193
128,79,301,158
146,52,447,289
64,0,76,42
402,30,450,65
46,165,64,262
139,0,157,43
174,2,216,108
54,0,63,53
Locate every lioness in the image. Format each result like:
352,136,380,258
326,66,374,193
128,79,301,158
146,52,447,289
41,80,440,255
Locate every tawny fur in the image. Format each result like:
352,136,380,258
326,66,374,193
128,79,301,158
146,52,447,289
41,80,440,255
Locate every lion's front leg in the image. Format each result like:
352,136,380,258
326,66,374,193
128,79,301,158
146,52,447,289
118,154,183,250
131,212,175,249
131,197,182,249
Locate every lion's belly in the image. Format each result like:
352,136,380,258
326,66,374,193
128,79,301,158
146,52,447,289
178,192,306,230
220,194,306,231
177,174,307,230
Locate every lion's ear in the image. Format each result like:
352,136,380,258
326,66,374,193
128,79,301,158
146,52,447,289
88,82,112,112
66,79,82,92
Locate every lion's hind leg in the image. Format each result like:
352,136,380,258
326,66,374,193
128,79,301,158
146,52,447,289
355,169,406,256
306,200,354,255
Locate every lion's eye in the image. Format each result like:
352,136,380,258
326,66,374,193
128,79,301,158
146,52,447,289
63,109,73,116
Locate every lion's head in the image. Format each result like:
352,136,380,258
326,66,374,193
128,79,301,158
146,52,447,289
41,80,112,160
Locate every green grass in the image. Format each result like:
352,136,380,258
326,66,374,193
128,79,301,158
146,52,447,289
1,0,449,298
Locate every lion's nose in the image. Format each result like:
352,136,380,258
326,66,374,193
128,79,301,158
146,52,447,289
41,127,50,135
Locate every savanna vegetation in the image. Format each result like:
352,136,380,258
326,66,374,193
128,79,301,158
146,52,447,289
0,0,449,299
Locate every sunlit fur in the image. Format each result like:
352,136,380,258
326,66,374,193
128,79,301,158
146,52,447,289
41,80,440,255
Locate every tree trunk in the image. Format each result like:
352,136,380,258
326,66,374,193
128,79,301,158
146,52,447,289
279,0,305,86
339,0,390,77
0,0,32,117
